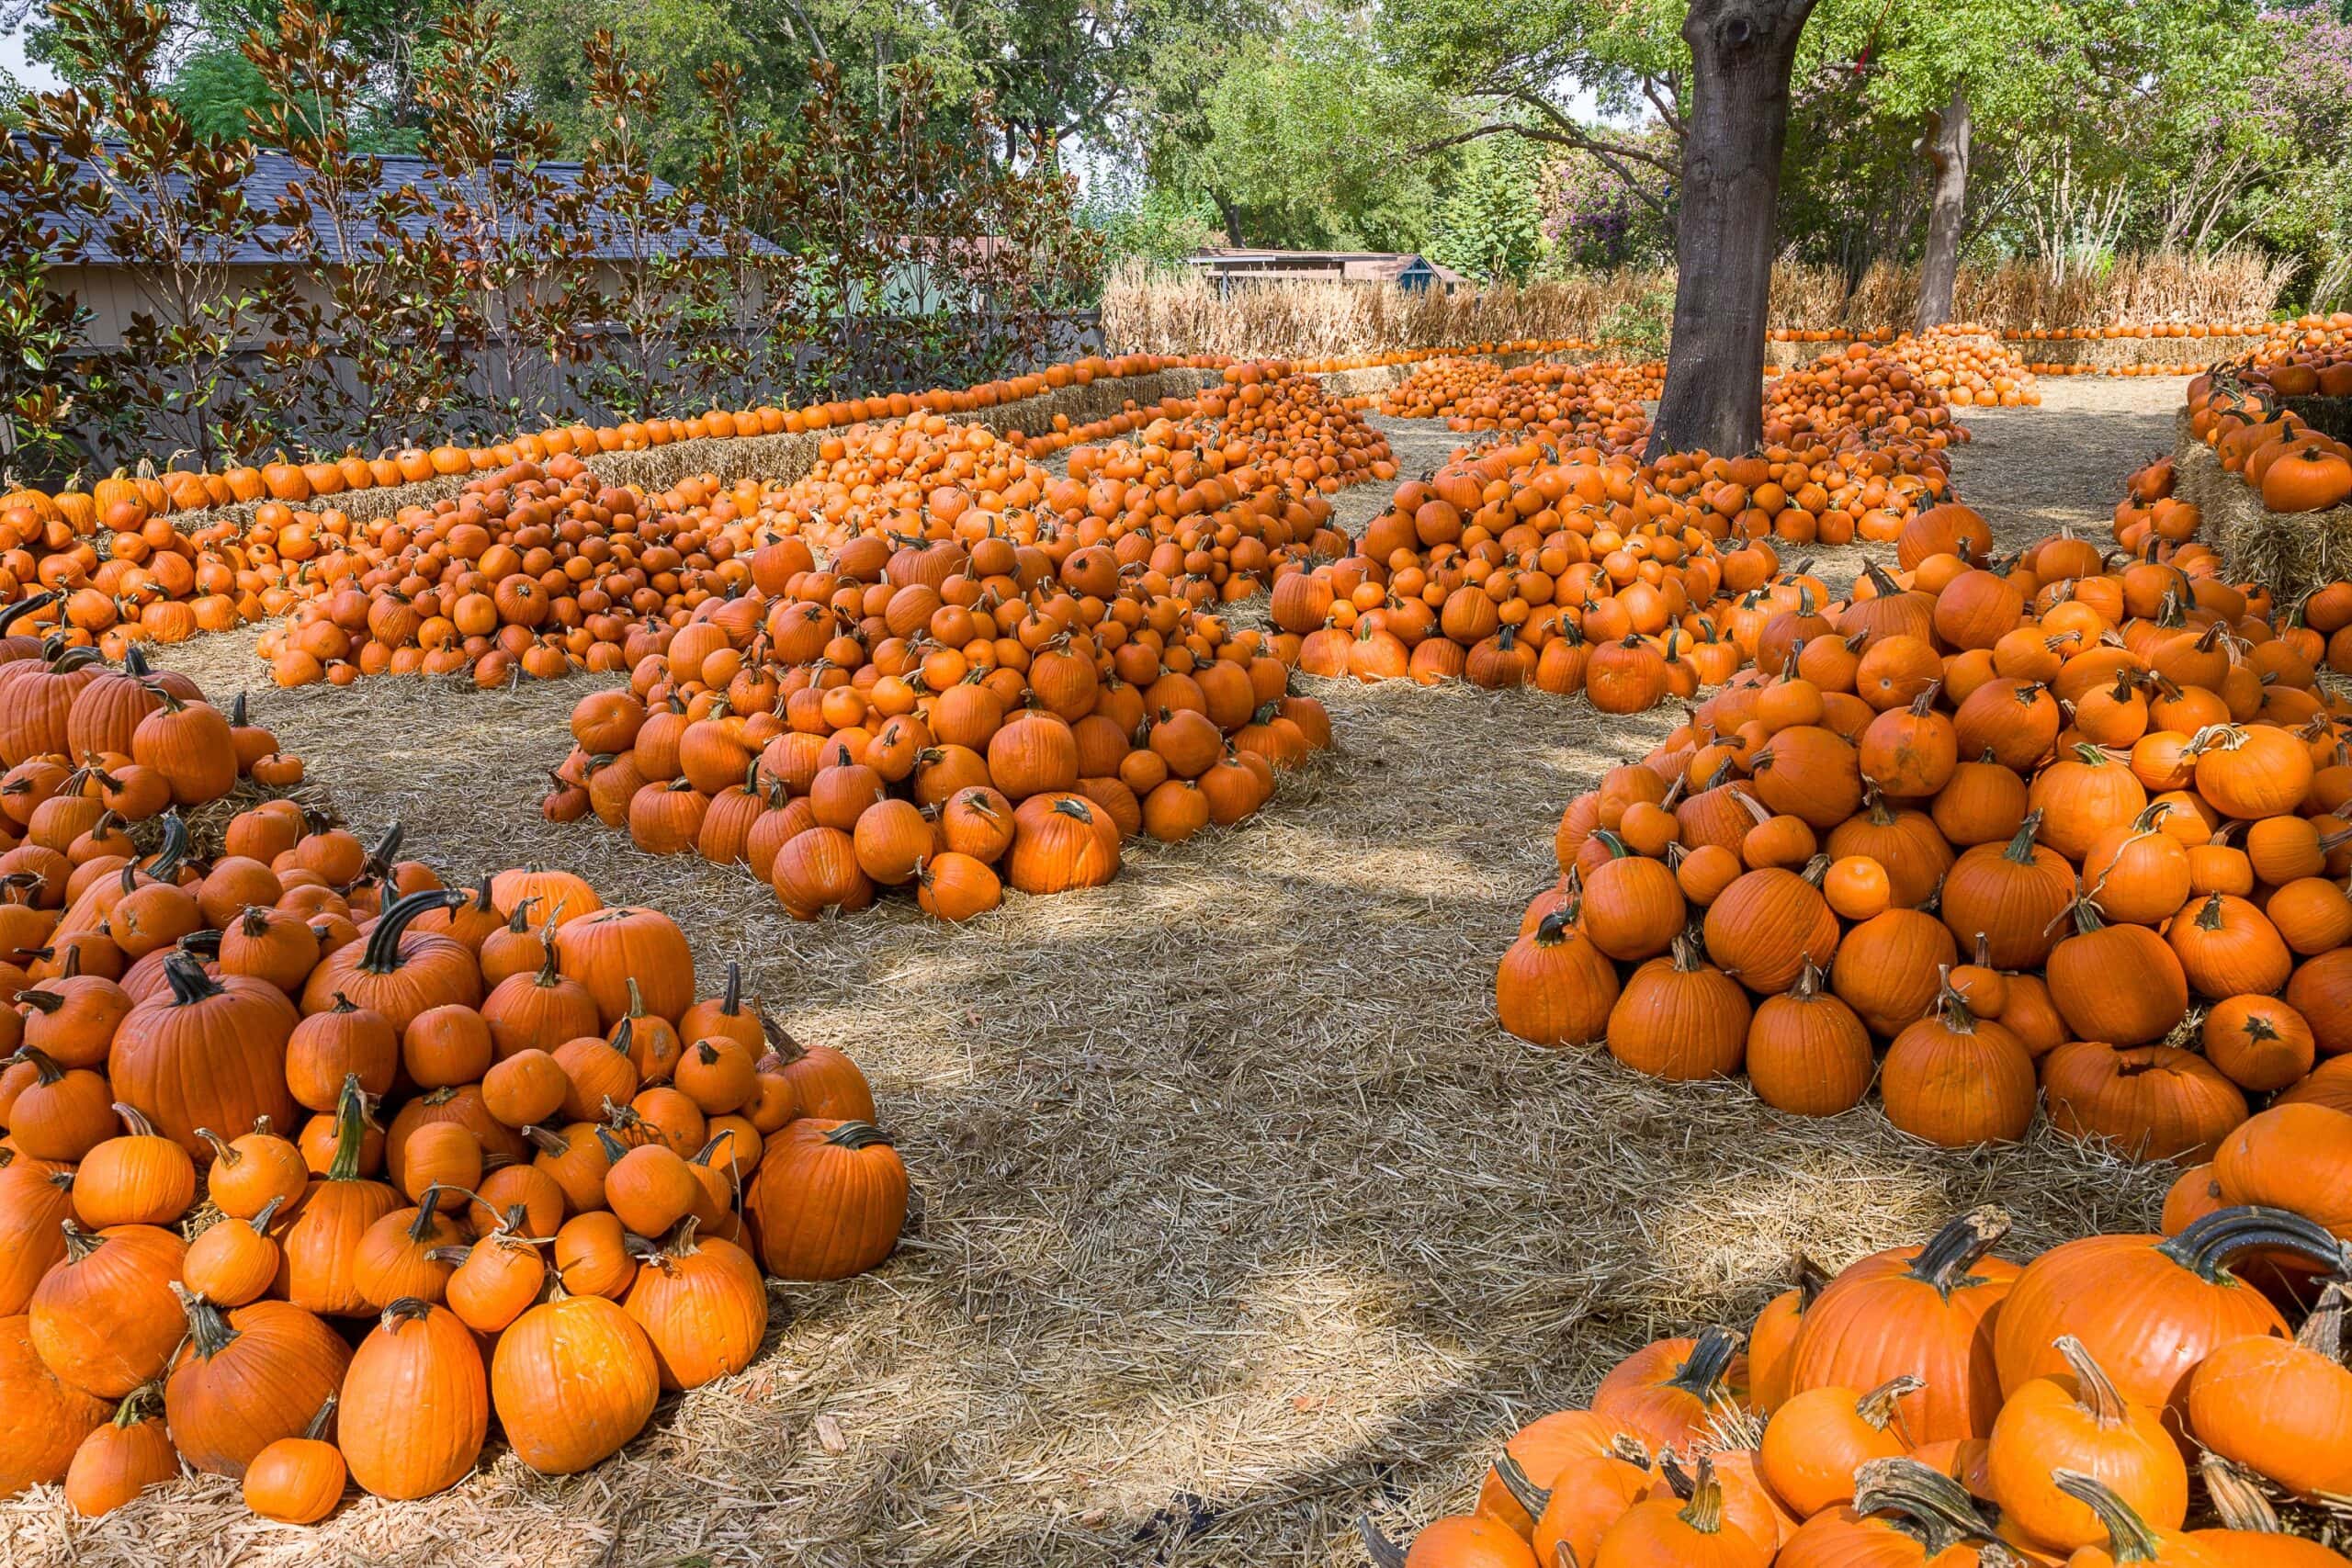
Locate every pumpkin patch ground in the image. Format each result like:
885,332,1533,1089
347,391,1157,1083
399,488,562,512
0,375,2215,1566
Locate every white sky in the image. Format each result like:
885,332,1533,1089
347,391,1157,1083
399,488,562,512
4,24,59,92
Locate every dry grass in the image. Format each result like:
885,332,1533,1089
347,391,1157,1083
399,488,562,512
1100,261,1657,360
1102,252,2295,363
1,381,2183,1568
1777,251,2295,334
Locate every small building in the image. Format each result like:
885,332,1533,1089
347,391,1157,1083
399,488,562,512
1182,249,1470,295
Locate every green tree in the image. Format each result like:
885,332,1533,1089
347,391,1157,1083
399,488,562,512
1427,133,1543,281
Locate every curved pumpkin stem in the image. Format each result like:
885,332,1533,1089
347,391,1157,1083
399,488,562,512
2052,1337,2132,1429
1667,1325,1742,1403
2297,1280,2348,1359
323,1074,372,1184
1856,1374,1926,1433
170,1280,241,1360
301,1392,338,1442
2052,1470,2162,1563
1850,1456,1993,1554
356,888,465,975
2156,1205,2347,1283
1902,1207,2013,1301
1491,1450,1550,1518
1678,1455,1725,1534
824,1122,894,1151
1356,1517,1408,1568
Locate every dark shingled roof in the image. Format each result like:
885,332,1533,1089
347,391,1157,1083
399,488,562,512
34,141,784,265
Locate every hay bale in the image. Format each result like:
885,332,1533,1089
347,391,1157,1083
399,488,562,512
2175,408,2352,597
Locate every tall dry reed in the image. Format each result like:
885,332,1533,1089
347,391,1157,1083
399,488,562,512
1105,251,2296,358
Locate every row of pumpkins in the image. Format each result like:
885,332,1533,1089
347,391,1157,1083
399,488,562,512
1376,1190,2352,1566
1269,347,1965,704
0,660,909,1519
243,362,1388,691
1376,358,1664,439
0,354,1247,651
2191,330,2352,515
1498,463,2352,1156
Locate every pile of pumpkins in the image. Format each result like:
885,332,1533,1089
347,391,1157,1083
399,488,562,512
535,423,1337,921
248,361,1389,691
1272,353,1966,706
1376,358,1664,444
0,800,907,1518
0,355,1232,660
0,634,308,889
2190,346,2352,515
1498,475,2352,1162
1376,1182,2352,1566
1883,329,2041,409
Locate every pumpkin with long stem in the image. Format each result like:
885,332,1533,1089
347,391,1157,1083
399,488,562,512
2048,1470,2223,1568
1475,1409,1628,1538
1771,1456,2004,1568
164,1285,351,1477
478,940,601,1060
2188,1456,2352,1565
1586,1455,1766,1565
275,1076,400,1316
71,1101,196,1227
437,1203,552,1334
349,1186,465,1310
197,1115,308,1218
4,1043,114,1160
1988,1336,2185,1552
298,888,481,1032
1357,1512,1538,1568
1787,1207,2019,1443
1590,1327,1750,1453
1527,1438,1656,1566
1995,1206,2346,1430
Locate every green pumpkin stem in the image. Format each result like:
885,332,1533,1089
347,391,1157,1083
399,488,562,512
2156,1204,2347,1283
1902,1207,2012,1300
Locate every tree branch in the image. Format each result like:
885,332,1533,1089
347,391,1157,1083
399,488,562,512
1406,113,1675,224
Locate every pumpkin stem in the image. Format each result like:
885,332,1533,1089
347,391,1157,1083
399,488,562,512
379,1296,437,1331
301,1392,338,1442
2052,1470,2162,1562
357,888,465,975
1678,1456,1725,1534
719,960,744,1016
2198,1455,2287,1534
1902,1207,2013,1301
822,1121,894,1151
1355,1517,1408,1568
1850,1456,1996,1554
108,1101,163,1138
325,1074,370,1183
2157,1205,2348,1283
2295,1280,2347,1360
110,1382,164,1427
172,1280,241,1359
2052,1336,2132,1428
361,823,405,882
246,1192,287,1235
2000,808,2045,865
1491,1450,1550,1517
161,950,225,1006
61,1216,104,1260
1856,1375,1925,1433
11,1044,64,1084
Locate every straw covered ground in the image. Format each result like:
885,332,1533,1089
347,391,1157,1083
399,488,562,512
6,378,2185,1568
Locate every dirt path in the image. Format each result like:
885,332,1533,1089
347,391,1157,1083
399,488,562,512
13,380,2180,1568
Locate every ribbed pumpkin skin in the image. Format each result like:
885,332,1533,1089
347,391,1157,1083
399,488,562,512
1496,916,1620,1046
107,972,300,1157
1703,867,1841,993
491,1293,660,1475
29,1224,187,1397
1785,1213,2020,1443
748,1120,910,1280
64,1396,179,1517
1605,942,1751,1081
0,1313,110,1493
339,1302,488,1499
2048,917,2188,1044
1881,1008,2036,1148
623,1230,770,1391
2041,1043,2248,1163
165,1299,353,1477
552,905,695,1025
1746,971,1872,1117
0,1153,74,1314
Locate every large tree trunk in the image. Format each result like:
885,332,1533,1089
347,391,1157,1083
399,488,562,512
1915,85,1971,333
1646,0,1819,459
